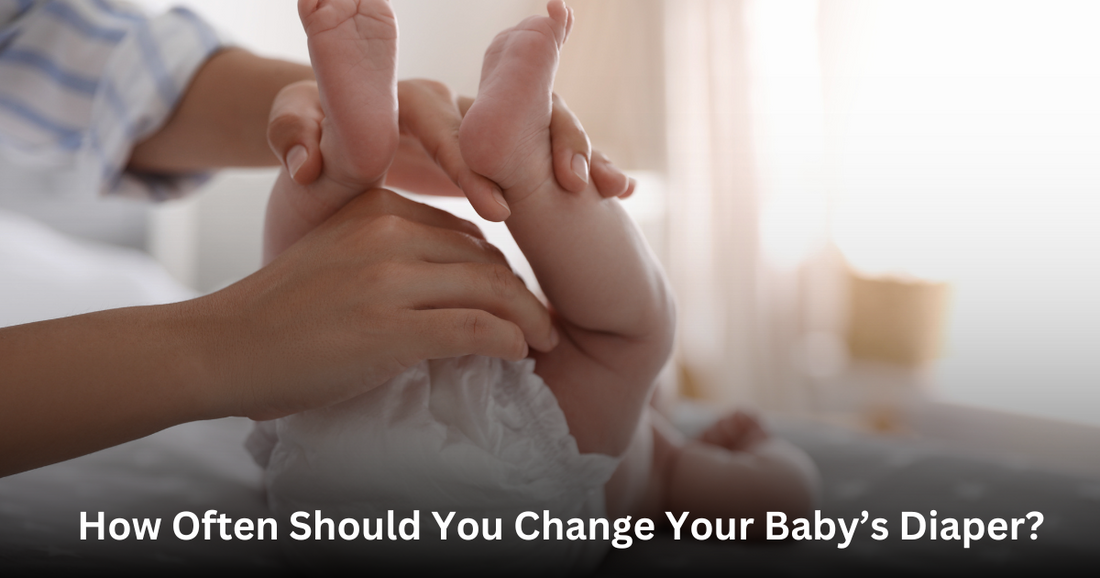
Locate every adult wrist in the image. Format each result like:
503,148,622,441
158,295,247,423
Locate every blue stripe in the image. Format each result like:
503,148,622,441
0,47,98,94
14,0,36,17
41,1,126,43
131,20,177,105
1,0,36,49
0,26,19,50
101,78,134,138
0,92,82,149
88,0,141,23
86,0,179,107
0,118,114,196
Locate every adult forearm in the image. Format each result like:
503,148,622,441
0,302,220,478
128,48,315,172
0,190,558,478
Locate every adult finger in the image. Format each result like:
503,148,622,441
590,150,633,199
410,309,530,361
402,262,557,352
550,93,592,193
457,95,473,117
398,80,510,221
267,80,324,185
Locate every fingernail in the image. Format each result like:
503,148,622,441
571,153,589,184
287,145,308,178
548,326,560,349
492,187,511,217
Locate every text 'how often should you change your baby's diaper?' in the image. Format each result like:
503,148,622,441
79,508,1047,551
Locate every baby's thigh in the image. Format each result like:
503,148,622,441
533,341,657,456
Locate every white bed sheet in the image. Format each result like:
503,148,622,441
0,209,193,328
0,209,289,571
0,418,284,572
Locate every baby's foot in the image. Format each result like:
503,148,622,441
698,411,770,451
300,0,399,193
459,1,573,203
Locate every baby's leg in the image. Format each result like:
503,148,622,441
265,0,399,262
460,2,672,461
459,0,571,200
302,0,398,189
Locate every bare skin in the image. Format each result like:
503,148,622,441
128,29,633,215
631,411,821,533
254,0,818,532
267,79,637,221
259,0,549,356
257,0,677,526
127,48,317,172
249,0,817,533
459,1,819,522
262,0,576,394
263,0,399,263
263,0,669,461
0,189,555,478
460,1,674,460
1,0,628,478
261,0,631,262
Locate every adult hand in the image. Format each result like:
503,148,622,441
0,188,555,477
266,79,635,221
199,188,558,421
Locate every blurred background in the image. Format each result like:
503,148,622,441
5,0,1098,473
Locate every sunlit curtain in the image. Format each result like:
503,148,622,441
525,0,840,411
663,0,834,410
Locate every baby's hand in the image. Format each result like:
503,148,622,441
699,410,770,451
265,79,635,221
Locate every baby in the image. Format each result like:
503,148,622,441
250,0,819,573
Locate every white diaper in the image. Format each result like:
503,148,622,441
248,356,620,575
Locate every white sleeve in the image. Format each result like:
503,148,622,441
0,0,225,201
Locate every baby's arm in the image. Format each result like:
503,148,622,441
670,439,820,535
626,412,818,528
666,412,819,529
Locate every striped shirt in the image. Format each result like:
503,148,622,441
0,0,223,201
